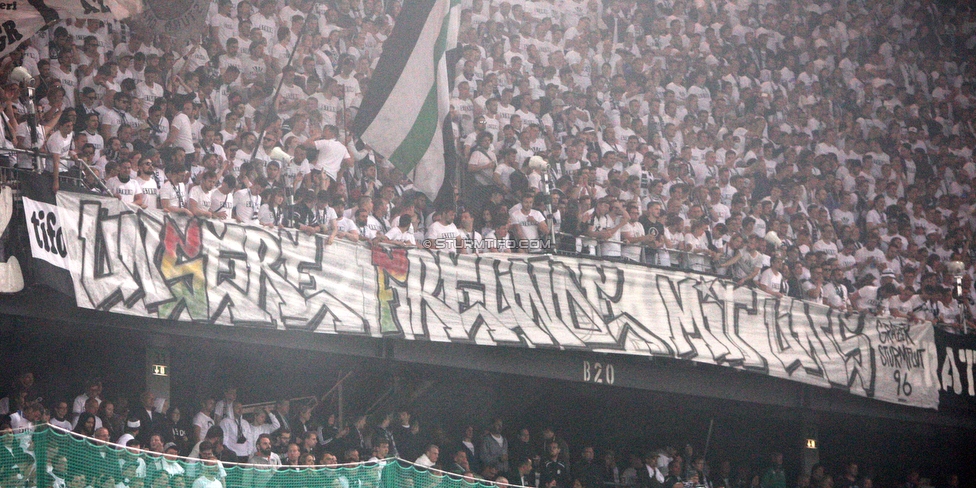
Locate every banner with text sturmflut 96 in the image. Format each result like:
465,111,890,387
56,191,940,409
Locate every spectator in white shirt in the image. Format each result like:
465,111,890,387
758,257,787,298
415,444,439,468
189,170,221,218
220,402,279,460
381,214,418,247
426,207,462,252
72,378,103,419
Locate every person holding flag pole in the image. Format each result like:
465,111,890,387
246,2,318,172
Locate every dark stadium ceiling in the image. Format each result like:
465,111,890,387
0,289,973,430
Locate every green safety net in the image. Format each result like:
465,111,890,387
0,427,501,488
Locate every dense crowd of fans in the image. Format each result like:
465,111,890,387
1,0,975,485
1,0,976,347
0,374,964,488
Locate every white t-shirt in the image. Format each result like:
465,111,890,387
314,206,338,230
427,221,460,251
95,105,124,137
72,393,99,416
283,160,310,188
313,139,351,179
44,130,73,172
509,208,546,241
385,227,417,245
108,177,142,204
82,130,104,155
137,177,160,210
13,120,43,168
621,222,645,262
233,189,261,225
887,294,923,317
494,164,516,191
193,412,215,439
136,82,165,113
160,181,188,210
250,12,279,44
837,252,857,281
336,217,359,237
822,282,849,309
854,246,886,279
759,268,785,295
832,209,856,227
355,219,377,240
189,185,215,212
52,66,78,106
258,203,284,226
592,213,622,257
459,229,483,253
854,285,880,312
193,476,225,488
210,189,234,219
170,112,195,153
813,239,839,258
684,232,711,272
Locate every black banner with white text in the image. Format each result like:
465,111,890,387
936,328,976,413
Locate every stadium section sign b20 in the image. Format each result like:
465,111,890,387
54,192,940,409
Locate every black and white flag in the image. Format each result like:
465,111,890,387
353,0,460,201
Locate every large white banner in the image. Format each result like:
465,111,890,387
131,0,209,42
0,0,142,58
56,192,940,409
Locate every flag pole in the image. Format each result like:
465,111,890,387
248,6,315,165
341,85,349,147
703,418,715,459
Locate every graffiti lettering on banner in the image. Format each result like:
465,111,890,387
941,345,976,397
56,192,941,409
936,328,976,412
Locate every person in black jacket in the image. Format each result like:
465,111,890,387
573,446,603,488
288,189,318,233
457,425,481,474
508,428,534,475
159,406,190,455
130,391,160,446
0,424,30,481
394,410,420,461
342,415,369,455
663,460,684,488
373,413,398,458
541,440,571,488
634,452,665,488
446,447,472,475
509,456,537,488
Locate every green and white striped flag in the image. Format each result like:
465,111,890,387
353,0,460,201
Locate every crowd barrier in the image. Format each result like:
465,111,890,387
0,425,518,488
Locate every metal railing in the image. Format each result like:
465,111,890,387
0,148,105,197
549,232,728,277
240,396,318,415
